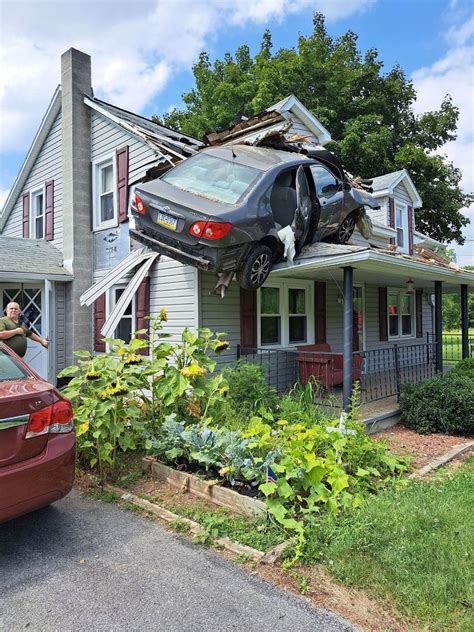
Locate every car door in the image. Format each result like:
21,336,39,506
309,164,344,238
293,166,319,251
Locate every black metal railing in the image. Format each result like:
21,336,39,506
427,332,474,362
238,340,438,404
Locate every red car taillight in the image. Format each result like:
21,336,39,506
135,194,146,214
25,400,74,439
189,221,232,240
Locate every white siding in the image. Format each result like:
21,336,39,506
3,112,64,251
283,112,319,143
91,111,160,184
199,272,241,367
366,196,389,226
394,181,412,206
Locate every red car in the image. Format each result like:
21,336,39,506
0,342,75,523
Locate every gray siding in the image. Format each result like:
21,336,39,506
394,181,412,206
199,272,240,367
55,281,66,371
91,111,160,184
3,112,64,251
366,196,388,226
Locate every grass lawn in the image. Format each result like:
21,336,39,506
443,328,474,362
303,457,474,631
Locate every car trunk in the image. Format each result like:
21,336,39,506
0,380,55,467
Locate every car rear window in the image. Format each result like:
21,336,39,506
0,349,29,382
161,153,262,204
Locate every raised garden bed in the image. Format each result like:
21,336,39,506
142,456,267,517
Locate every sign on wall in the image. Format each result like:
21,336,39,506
94,224,131,270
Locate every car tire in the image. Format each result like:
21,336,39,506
236,244,273,290
334,212,357,244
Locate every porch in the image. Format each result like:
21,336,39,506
241,243,474,414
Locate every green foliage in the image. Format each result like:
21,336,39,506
449,356,474,381
59,312,230,482
400,371,474,436
155,13,471,244
303,458,474,630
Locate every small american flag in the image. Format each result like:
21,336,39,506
266,466,277,483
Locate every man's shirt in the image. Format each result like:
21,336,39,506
0,317,32,358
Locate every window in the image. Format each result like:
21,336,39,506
394,202,408,252
258,280,313,347
30,189,44,238
388,289,414,339
310,165,338,198
0,349,29,382
93,155,116,230
109,286,134,343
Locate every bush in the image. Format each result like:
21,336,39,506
450,356,474,380
400,372,474,436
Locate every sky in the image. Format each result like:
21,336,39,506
0,0,473,264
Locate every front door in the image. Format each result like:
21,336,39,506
1,284,48,379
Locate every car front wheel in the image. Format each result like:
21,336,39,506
236,244,273,290
334,212,357,244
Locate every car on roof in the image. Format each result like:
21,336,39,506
130,144,379,290
0,342,75,523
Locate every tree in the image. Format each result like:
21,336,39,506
155,14,471,243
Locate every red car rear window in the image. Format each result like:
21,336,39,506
0,349,29,381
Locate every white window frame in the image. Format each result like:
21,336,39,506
387,287,415,341
394,201,408,253
30,186,45,239
257,279,314,348
92,153,117,231
106,284,135,348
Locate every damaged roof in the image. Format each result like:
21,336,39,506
0,236,73,279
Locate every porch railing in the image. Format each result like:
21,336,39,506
238,340,437,404
427,332,474,363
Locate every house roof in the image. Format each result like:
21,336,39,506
371,169,422,208
0,87,62,232
0,236,73,280
267,95,332,145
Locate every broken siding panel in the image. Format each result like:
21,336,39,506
282,112,319,143
91,111,161,183
149,258,198,343
3,112,64,250
55,281,66,371
199,272,240,367
350,229,391,249
366,196,388,226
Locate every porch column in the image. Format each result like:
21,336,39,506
461,284,469,359
343,266,354,411
434,280,443,373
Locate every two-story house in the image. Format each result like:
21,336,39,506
1,48,472,418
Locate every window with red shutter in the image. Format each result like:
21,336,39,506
22,192,30,238
378,287,388,342
45,180,54,241
94,293,106,352
135,276,150,355
116,145,129,224
240,288,257,354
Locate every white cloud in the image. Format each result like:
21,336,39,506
411,16,474,265
0,189,9,209
0,0,373,155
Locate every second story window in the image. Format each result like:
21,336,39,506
93,155,116,230
31,189,44,239
395,202,408,252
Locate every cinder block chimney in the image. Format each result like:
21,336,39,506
61,48,93,364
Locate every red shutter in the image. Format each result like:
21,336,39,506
240,288,257,354
314,281,326,344
408,206,414,255
388,197,395,246
416,289,423,338
378,287,388,342
135,276,150,355
45,180,54,241
116,145,129,223
22,192,30,238
94,294,106,352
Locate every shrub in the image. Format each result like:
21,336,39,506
450,356,474,380
400,372,474,436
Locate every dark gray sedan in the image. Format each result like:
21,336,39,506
131,145,378,290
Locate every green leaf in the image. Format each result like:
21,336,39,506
265,498,287,523
260,482,277,497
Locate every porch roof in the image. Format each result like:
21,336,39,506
270,243,474,292
0,236,73,281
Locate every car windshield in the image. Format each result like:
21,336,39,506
0,349,29,382
161,153,262,204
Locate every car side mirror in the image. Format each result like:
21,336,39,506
321,183,337,195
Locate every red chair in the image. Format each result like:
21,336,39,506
296,343,362,389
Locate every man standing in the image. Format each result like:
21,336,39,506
0,302,49,358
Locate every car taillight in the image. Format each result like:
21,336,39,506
135,194,146,214
25,400,74,439
188,221,232,240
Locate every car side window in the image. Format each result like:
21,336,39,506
257,184,274,217
310,165,339,199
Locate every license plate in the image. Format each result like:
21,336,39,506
156,210,178,231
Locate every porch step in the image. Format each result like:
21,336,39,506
364,409,401,434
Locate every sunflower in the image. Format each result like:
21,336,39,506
180,363,206,378
214,341,230,354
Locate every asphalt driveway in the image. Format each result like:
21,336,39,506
0,490,356,631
